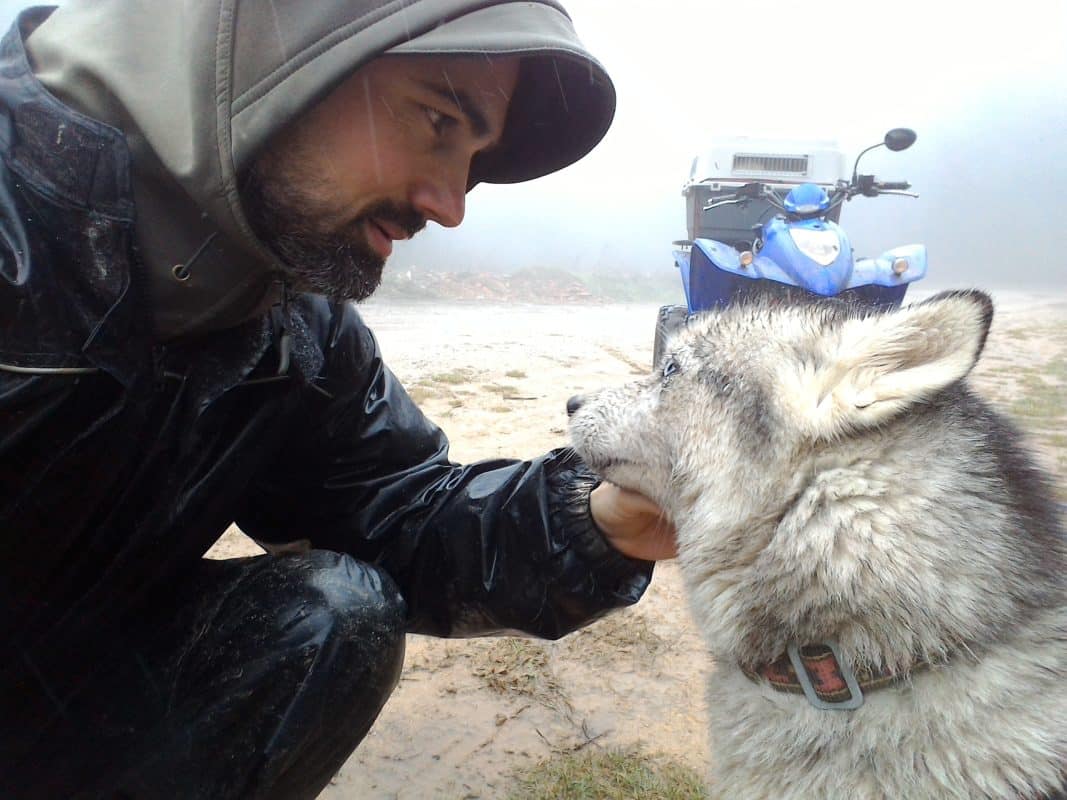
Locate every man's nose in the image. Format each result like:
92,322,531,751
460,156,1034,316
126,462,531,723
411,171,467,228
566,395,583,416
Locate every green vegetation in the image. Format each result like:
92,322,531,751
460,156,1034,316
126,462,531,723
507,747,706,800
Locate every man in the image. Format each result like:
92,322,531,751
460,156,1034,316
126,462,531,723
0,1,674,798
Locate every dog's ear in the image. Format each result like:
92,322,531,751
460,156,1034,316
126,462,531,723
802,290,994,437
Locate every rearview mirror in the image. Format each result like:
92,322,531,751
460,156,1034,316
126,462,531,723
884,128,917,152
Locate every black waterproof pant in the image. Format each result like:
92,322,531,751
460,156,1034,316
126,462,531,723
2,551,407,799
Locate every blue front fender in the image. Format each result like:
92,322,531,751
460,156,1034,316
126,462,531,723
691,239,798,285
675,239,800,312
675,239,926,313
848,244,928,288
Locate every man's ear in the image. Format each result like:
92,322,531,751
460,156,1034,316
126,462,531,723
801,290,994,438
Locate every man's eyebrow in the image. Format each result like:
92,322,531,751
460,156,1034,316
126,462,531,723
415,79,492,139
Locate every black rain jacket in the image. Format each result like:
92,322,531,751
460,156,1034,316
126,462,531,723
0,10,651,694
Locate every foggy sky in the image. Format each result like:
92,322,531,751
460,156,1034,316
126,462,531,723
394,0,1067,291
3,0,1064,290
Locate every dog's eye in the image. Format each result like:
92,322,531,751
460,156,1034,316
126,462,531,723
662,358,681,380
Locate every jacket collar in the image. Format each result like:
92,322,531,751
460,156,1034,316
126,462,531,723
0,11,322,392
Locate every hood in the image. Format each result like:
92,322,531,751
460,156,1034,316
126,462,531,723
24,0,615,340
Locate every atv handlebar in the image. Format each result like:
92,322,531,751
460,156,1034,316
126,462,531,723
701,176,917,216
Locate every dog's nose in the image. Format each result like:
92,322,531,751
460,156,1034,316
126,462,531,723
566,395,583,417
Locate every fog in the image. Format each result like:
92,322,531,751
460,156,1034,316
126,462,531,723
2,0,1064,290
395,0,1067,291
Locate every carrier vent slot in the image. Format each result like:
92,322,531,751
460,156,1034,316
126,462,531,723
732,154,809,176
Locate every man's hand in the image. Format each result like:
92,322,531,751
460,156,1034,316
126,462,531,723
589,482,677,561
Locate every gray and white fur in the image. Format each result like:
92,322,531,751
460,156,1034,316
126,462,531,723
569,290,1067,799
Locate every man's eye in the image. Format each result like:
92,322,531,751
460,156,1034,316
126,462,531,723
422,105,456,136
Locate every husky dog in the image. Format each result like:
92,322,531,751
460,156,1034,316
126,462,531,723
568,291,1066,800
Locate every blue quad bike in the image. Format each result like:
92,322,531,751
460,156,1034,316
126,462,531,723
653,128,925,367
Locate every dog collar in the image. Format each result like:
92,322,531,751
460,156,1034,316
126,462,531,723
742,640,923,711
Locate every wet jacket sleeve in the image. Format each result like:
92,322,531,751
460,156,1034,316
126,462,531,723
236,303,653,639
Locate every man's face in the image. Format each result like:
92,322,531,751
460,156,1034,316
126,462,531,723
242,54,520,301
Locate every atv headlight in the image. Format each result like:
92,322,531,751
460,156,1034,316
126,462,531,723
789,228,841,267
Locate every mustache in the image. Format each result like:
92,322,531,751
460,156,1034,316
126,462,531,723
354,201,426,239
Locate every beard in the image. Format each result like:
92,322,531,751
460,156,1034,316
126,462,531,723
240,157,425,302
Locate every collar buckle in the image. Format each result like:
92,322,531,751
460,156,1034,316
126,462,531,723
787,640,865,711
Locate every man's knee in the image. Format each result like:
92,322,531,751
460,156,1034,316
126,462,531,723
283,551,407,693
309,550,405,635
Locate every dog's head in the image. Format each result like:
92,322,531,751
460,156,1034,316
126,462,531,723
568,290,994,530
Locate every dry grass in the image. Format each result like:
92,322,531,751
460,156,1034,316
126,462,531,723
1010,371,1066,426
1047,356,1067,381
599,345,650,375
558,609,665,668
506,369,528,379
481,383,521,395
988,350,1067,501
1011,394,1065,423
1047,433,1067,449
431,368,478,385
471,638,570,713
506,747,707,800
407,385,434,404
1003,327,1032,341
